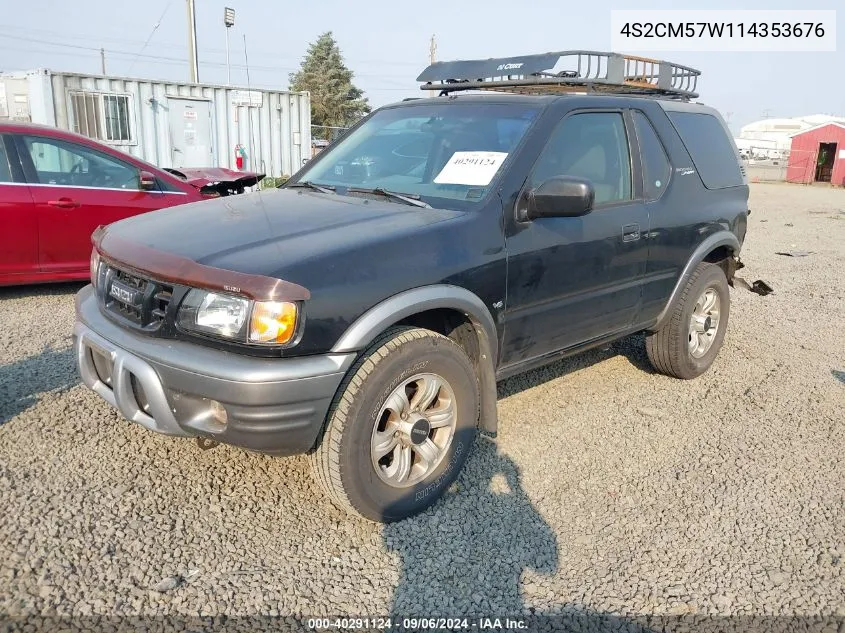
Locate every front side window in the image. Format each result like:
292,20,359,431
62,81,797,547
22,135,141,190
530,112,632,206
295,103,541,206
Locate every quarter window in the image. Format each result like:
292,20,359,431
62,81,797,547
633,111,671,200
531,112,632,206
22,135,142,190
70,92,133,143
667,111,742,189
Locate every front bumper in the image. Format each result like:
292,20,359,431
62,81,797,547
73,285,355,456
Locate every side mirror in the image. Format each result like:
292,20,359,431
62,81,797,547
139,170,157,191
525,176,594,220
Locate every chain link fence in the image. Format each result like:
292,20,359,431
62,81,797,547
741,147,819,184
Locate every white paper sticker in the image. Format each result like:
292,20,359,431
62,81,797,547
434,151,508,186
839,149,845,160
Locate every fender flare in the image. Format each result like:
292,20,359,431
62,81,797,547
651,231,740,331
331,285,499,434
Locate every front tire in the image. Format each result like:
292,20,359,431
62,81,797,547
646,262,730,379
309,327,479,522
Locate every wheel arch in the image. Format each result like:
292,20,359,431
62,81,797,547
651,232,740,332
331,285,499,434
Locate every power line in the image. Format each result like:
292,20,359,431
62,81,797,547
0,33,413,84
127,0,174,75
0,25,421,68
0,43,416,92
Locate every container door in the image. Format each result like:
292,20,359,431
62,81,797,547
168,99,213,168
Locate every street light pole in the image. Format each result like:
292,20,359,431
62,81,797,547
224,7,235,85
186,0,199,83
225,29,231,84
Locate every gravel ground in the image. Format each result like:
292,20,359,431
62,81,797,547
1,183,843,631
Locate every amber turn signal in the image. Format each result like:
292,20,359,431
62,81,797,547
249,301,298,345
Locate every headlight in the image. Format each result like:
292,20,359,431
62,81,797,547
178,290,250,340
178,289,299,346
90,249,101,288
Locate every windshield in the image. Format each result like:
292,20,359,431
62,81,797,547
294,102,541,206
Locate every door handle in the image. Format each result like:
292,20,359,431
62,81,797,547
47,198,81,209
622,223,641,242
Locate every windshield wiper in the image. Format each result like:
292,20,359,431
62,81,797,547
285,181,336,194
348,187,431,208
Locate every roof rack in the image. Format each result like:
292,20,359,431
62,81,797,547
417,50,700,100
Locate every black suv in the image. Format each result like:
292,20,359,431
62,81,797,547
74,52,748,522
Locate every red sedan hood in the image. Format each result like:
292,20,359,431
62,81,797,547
163,167,265,193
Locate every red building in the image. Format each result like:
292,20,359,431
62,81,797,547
786,122,845,186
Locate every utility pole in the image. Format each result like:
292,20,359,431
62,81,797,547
429,35,437,97
100,48,106,75
762,108,772,119
186,0,199,83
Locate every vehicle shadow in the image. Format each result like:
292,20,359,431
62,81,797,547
0,283,83,424
0,344,78,424
383,438,557,616
381,439,674,631
0,281,87,301
497,332,653,400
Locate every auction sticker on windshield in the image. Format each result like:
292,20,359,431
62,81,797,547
434,151,508,186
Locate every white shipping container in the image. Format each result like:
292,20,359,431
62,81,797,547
0,68,311,178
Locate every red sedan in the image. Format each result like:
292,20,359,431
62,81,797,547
0,122,262,286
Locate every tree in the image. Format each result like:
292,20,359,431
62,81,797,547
289,32,371,140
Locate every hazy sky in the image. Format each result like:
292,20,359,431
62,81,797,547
0,0,841,133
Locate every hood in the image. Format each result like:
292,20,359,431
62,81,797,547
163,167,264,195
103,188,463,279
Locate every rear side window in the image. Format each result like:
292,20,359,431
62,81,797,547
633,111,670,200
667,112,742,189
0,138,12,183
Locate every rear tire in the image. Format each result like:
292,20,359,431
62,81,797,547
309,326,479,522
646,262,730,379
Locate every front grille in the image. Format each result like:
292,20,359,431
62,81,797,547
152,288,173,324
101,265,174,330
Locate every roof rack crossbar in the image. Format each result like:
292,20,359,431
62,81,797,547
418,50,700,100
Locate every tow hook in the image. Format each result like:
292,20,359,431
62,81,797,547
196,437,220,451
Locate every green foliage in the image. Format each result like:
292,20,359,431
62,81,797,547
289,32,371,140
